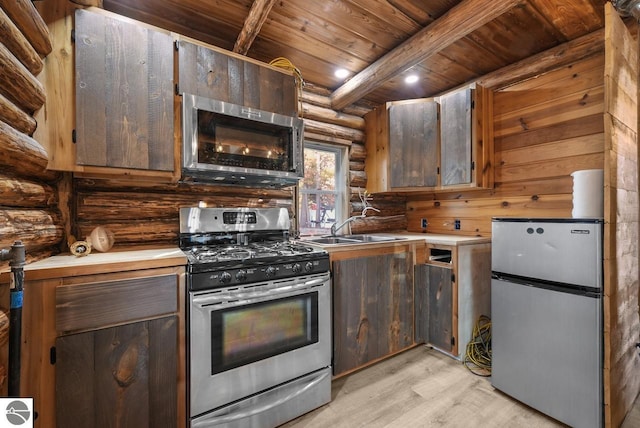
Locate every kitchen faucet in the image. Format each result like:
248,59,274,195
330,190,380,236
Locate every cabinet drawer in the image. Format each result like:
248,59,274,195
56,274,178,333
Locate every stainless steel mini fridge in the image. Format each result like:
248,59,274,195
491,218,603,428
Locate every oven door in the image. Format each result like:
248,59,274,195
189,272,331,418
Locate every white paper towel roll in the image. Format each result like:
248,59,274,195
571,169,604,218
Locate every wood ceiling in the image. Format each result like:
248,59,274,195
102,0,609,110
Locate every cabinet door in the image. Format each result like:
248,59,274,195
178,41,298,116
332,252,413,376
440,87,473,186
414,264,453,352
56,316,178,428
75,9,175,171
388,100,439,188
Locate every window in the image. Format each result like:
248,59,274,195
299,143,347,236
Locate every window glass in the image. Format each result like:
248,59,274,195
299,144,345,235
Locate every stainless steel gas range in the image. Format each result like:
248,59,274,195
179,207,331,428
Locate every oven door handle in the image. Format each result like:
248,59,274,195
303,276,328,287
193,370,331,427
192,274,329,307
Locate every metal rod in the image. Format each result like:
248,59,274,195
1,241,26,397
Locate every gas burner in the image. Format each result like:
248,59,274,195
269,242,315,255
193,247,257,262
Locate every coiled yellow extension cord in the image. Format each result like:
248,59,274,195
463,315,492,377
269,57,304,115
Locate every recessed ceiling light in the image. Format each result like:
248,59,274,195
405,74,419,84
335,68,350,79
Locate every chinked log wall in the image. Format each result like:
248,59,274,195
0,0,57,395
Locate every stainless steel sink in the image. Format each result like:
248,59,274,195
306,234,407,245
342,234,406,242
306,237,361,244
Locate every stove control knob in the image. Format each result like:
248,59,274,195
235,270,247,281
220,272,232,284
304,262,314,273
292,263,302,273
265,266,277,278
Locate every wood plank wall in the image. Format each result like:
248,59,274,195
603,5,639,427
0,2,55,395
405,53,606,235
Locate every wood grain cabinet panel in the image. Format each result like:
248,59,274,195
388,100,439,188
365,84,493,192
56,274,178,333
177,40,298,116
414,242,491,358
414,263,453,353
332,250,414,376
56,316,178,428
75,8,174,172
440,88,473,186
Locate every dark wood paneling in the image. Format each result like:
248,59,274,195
425,264,453,352
440,88,472,186
415,263,454,350
75,9,174,171
56,317,177,427
56,274,178,333
177,40,297,116
388,101,439,188
56,331,95,427
149,316,178,428
333,250,413,376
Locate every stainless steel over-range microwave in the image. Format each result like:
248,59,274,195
181,93,304,187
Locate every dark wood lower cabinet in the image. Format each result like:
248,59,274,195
332,251,414,376
20,264,185,428
414,264,453,353
56,316,178,428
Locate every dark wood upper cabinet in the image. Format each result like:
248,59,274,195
365,84,493,192
440,88,473,187
177,40,298,117
388,100,439,188
75,8,175,172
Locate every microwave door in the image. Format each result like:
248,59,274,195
181,93,303,187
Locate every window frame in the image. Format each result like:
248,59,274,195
297,141,349,236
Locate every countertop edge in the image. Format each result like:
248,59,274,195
0,247,187,282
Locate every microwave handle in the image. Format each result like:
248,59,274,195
294,121,303,173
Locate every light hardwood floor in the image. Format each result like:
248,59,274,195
283,345,639,428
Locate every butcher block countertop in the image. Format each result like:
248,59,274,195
5,247,187,281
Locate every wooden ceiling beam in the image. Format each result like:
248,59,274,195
233,0,276,55
477,28,605,90
330,0,523,110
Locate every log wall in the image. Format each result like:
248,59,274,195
0,0,56,397
405,53,605,235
